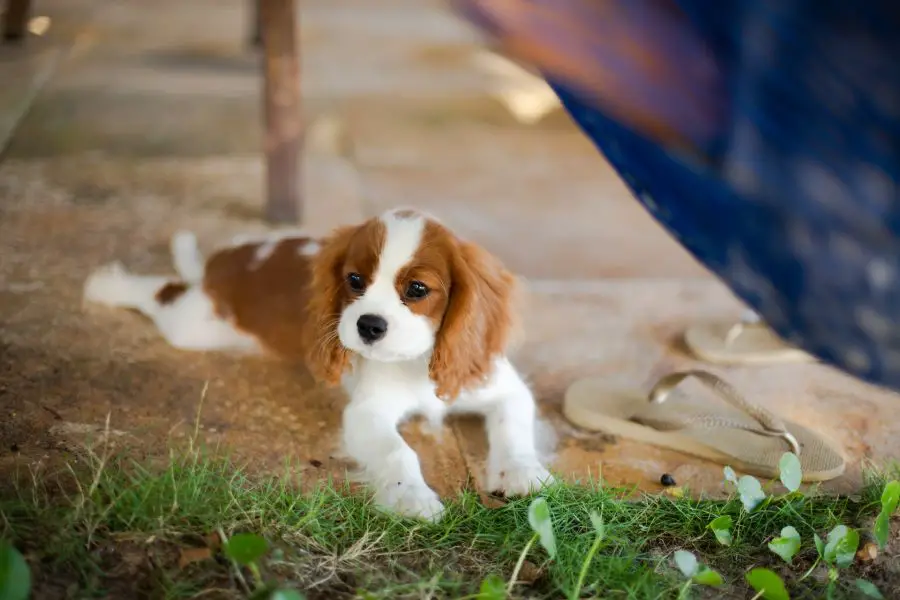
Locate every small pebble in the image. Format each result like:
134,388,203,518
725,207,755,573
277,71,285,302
660,473,677,487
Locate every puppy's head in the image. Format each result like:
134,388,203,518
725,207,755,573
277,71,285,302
305,208,517,399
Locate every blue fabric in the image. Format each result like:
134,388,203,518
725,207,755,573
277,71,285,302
549,0,900,389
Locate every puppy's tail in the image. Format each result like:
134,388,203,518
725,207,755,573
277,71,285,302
83,262,183,316
171,230,205,283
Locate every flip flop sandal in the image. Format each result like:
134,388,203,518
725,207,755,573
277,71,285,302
683,311,815,365
563,369,845,482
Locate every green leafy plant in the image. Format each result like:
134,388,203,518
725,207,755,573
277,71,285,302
5,435,899,600
855,578,886,599
673,550,724,589
803,523,877,597
746,567,790,600
502,496,558,597
822,524,860,569
707,515,733,546
874,480,899,549
221,531,305,600
477,574,506,600
224,533,269,567
0,542,31,600
569,510,606,600
724,465,768,512
768,526,802,564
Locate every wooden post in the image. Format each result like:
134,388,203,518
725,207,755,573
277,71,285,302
248,0,262,48
2,0,32,42
260,0,302,223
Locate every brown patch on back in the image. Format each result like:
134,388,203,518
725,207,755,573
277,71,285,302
155,282,188,305
202,238,321,359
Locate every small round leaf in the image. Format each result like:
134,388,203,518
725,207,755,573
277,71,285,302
478,574,506,600
693,568,724,587
768,526,802,564
223,533,269,566
824,525,859,568
674,550,699,578
737,475,767,512
708,515,733,546
881,481,900,514
855,578,885,599
270,590,306,600
527,497,557,560
0,542,30,600
778,453,802,493
723,466,738,484
746,568,790,600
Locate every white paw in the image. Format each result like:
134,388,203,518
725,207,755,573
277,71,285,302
374,482,445,522
487,458,554,496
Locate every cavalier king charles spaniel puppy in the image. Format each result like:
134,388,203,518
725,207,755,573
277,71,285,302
83,208,553,520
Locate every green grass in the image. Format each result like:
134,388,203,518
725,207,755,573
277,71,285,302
0,441,897,599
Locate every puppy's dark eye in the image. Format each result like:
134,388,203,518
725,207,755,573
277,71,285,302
347,273,366,292
405,280,429,300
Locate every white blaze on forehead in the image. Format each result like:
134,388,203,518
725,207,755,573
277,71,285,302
373,210,425,285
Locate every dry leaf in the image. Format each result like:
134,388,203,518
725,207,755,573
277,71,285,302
664,486,685,499
856,542,878,562
178,546,213,569
479,492,508,509
517,560,543,584
204,531,222,550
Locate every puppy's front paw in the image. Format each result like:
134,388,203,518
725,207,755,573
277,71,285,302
488,458,554,497
375,482,445,522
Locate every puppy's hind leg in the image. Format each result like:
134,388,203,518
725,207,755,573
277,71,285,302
83,262,260,353
152,287,261,352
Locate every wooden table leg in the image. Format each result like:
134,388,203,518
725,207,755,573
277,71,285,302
2,0,32,43
260,0,302,224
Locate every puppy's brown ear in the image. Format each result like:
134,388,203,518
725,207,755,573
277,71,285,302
429,241,517,399
304,225,356,385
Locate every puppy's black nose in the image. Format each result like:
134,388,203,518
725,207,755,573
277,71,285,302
357,314,388,343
